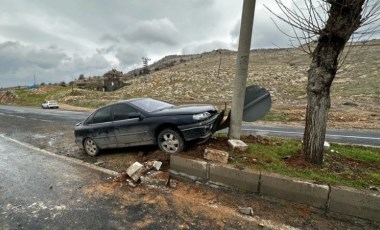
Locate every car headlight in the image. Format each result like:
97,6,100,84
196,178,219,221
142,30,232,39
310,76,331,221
193,112,211,121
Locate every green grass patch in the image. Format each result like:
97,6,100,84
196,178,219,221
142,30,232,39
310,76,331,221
14,87,68,106
330,144,380,163
262,111,289,121
229,137,380,189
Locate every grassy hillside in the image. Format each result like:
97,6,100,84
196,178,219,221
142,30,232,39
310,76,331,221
3,41,380,129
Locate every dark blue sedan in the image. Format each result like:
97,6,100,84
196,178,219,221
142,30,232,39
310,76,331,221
74,98,224,156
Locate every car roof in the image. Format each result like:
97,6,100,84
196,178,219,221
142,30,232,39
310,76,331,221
97,98,148,109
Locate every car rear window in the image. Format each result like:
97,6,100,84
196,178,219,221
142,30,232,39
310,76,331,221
130,98,173,112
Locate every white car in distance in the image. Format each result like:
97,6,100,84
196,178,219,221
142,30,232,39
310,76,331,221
42,100,59,109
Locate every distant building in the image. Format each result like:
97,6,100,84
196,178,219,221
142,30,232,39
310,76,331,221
103,69,125,92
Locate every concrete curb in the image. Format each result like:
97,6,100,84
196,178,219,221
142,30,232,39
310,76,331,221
170,155,208,182
260,172,329,209
170,155,380,223
209,164,260,193
329,186,380,222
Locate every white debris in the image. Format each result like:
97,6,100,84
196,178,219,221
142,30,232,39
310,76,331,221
153,161,162,171
238,206,254,216
126,162,145,182
324,141,330,151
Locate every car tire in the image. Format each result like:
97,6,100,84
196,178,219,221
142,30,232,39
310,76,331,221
83,138,99,156
157,128,185,154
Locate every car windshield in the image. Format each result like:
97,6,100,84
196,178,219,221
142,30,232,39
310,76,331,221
130,98,173,112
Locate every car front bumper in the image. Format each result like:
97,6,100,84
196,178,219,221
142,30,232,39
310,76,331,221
178,113,222,141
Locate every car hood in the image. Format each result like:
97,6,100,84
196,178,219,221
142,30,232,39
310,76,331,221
151,104,216,116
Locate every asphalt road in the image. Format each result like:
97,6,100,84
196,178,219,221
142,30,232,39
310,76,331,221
0,135,127,229
241,124,380,147
2,105,377,147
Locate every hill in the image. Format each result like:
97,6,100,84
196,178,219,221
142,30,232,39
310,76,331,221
3,40,380,130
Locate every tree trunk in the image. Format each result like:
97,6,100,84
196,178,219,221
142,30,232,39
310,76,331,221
303,1,365,164
303,65,332,164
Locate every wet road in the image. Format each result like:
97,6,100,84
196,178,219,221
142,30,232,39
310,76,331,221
0,105,90,125
0,135,128,229
241,124,380,147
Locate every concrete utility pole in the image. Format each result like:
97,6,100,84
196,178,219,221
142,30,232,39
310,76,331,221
229,0,257,140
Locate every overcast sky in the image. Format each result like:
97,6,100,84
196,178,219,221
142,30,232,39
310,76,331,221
0,0,379,87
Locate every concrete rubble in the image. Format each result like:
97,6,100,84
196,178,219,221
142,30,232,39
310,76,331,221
126,162,145,182
122,160,165,185
238,207,254,216
204,148,229,164
228,139,248,151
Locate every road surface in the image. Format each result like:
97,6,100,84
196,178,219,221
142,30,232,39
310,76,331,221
0,135,129,229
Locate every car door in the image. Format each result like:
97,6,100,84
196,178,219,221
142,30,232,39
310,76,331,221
89,106,117,148
112,103,150,147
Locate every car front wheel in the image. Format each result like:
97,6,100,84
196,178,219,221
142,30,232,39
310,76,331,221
157,128,184,154
83,138,99,156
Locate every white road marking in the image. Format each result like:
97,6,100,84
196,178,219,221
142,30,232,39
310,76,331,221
242,128,380,141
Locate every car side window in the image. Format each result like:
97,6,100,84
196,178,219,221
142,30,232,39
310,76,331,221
112,104,138,121
92,106,112,124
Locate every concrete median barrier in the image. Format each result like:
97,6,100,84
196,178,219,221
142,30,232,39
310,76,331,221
260,172,329,209
329,186,380,222
169,155,380,222
169,155,208,181
208,164,260,193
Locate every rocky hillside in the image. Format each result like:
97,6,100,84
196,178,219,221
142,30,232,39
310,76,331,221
121,42,379,108
6,40,380,129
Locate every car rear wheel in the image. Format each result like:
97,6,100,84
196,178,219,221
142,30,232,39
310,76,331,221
83,138,99,156
157,128,184,154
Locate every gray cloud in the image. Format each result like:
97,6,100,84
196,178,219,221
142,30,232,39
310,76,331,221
123,18,179,46
0,41,68,73
0,41,111,87
1,0,379,87
116,45,147,67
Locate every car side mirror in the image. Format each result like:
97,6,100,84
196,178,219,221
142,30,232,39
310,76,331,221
128,112,144,121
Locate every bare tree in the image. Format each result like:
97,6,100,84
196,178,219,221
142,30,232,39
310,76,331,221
267,0,380,164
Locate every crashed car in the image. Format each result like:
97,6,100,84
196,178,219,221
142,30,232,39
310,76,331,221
74,98,226,156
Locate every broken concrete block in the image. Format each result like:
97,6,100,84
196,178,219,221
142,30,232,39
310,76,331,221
153,161,162,171
126,162,145,182
144,160,162,171
238,207,254,216
204,148,229,164
228,139,248,151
